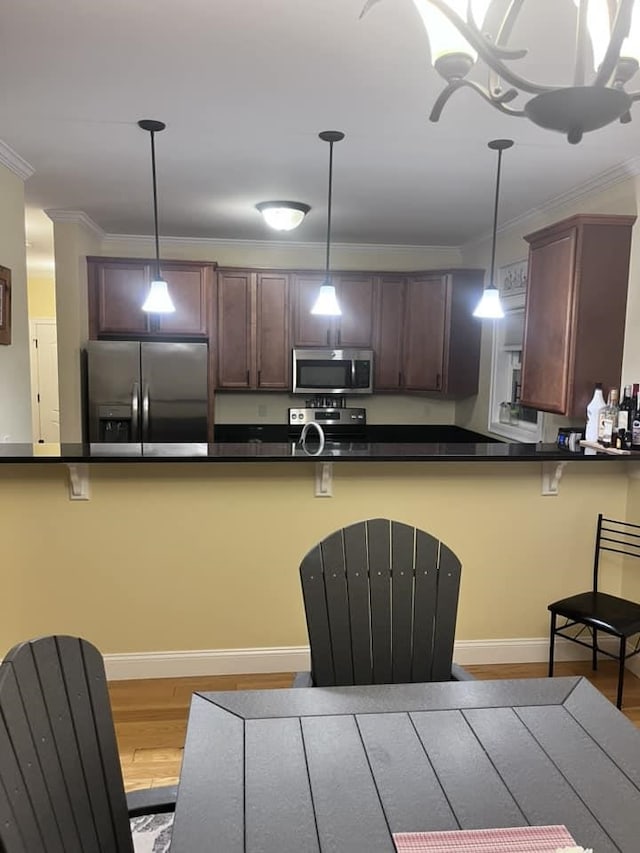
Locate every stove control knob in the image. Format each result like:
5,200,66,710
291,413,297,420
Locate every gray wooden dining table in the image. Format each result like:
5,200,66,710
169,676,640,852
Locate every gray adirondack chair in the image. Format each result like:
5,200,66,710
294,518,473,687
0,635,175,852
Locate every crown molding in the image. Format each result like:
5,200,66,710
45,210,105,241
0,140,34,181
102,232,461,259
464,153,640,251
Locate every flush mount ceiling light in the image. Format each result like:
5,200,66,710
311,131,345,317
473,139,513,320
256,201,311,231
138,119,175,314
361,0,640,144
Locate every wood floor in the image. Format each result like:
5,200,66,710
108,660,640,792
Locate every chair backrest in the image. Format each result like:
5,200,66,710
593,514,640,592
299,518,462,687
0,635,133,853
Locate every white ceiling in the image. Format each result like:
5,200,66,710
4,0,640,248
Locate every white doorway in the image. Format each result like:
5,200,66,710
29,318,60,443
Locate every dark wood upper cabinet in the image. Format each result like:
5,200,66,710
292,273,374,348
334,275,375,347
374,276,406,390
256,273,290,389
216,269,291,391
87,257,213,340
374,270,483,395
217,270,252,389
155,264,211,336
88,259,149,337
520,214,636,417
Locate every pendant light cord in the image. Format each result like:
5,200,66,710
325,139,334,277
489,147,503,288
149,129,162,281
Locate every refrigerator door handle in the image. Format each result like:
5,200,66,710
131,381,140,440
142,383,150,441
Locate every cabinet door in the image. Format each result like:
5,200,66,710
520,230,576,413
217,271,253,389
292,274,333,346
256,273,290,389
374,277,406,390
156,264,210,336
89,260,150,337
335,275,375,347
402,276,446,391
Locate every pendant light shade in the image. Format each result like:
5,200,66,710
311,130,345,316
256,201,311,231
138,119,175,314
473,139,513,320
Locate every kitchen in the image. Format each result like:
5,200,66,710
2,0,640,699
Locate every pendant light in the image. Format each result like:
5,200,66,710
311,130,345,316
256,201,311,231
473,139,513,320
138,119,175,314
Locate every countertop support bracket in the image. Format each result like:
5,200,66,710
541,461,567,496
66,463,90,500
315,462,333,497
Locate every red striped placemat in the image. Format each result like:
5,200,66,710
393,825,577,852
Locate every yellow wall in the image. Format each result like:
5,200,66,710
53,220,100,441
0,459,629,656
0,163,31,441
27,272,56,319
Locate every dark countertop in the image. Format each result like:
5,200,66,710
0,440,633,463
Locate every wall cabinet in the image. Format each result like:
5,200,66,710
292,273,375,347
374,270,483,396
520,214,635,417
88,257,213,339
216,269,290,390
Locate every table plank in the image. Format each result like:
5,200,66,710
170,695,244,853
356,712,458,832
517,704,640,852
245,717,320,853
564,678,640,787
410,710,526,829
464,707,618,853
302,714,395,852
199,677,579,719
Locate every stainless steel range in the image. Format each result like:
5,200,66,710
288,406,367,442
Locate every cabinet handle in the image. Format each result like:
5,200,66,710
257,370,261,387
398,371,402,386
436,373,441,390
246,369,250,385
337,329,341,345
326,330,330,345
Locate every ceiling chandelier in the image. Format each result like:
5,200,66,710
361,0,640,144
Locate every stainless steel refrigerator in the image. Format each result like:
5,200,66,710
85,341,208,443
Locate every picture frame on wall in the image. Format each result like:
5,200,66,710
0,266,11,345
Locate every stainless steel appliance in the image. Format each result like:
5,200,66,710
292,348,373,395
288,406,367,442
85,341,208,443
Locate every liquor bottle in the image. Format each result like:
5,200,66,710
585,382,605,443
632,386,640,450
618,384,633,435
598,388,619,447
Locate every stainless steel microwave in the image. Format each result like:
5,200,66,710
292,348,374,395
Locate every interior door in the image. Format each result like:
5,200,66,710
141,342,208,442
30,319,60,443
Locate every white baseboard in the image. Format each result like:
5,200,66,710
103,636,610,681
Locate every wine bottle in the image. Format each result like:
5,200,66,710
618,384,633,434
632,386,640,450
598,388,619,447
